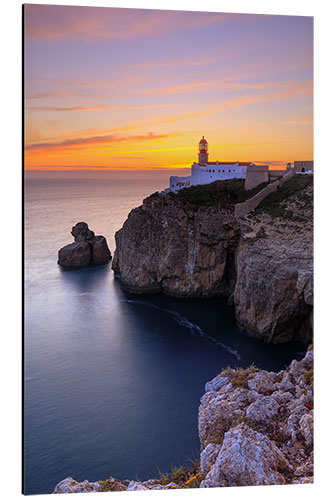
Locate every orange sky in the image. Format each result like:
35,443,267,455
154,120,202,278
24,5,313,173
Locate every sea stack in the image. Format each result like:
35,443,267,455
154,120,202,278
58,222,111,268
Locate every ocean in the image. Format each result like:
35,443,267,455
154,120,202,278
24,176,306,495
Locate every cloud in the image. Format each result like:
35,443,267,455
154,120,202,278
24,5,232,41
145,81,222,96
276,116,313,125
124,80,313,127
26,103,177,112
127,54,229,71
144,77,312,97
25,131,173,152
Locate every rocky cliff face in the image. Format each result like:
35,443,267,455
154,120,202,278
112,192,239,297
112,177,313,343
53,347,313,492
233,178,313,343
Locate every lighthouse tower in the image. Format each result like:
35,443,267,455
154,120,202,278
198,136,208,165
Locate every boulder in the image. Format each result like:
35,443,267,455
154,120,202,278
58,241,91,268
71,222,95,242
91,235,111,264
201,423,291,487
58,222,111,268
53,477,103,493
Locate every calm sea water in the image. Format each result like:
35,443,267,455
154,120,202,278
24,177,306,495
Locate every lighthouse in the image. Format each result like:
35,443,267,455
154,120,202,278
168,136,252,192
198,136,208,165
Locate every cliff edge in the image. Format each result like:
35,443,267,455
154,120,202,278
112,176,313,344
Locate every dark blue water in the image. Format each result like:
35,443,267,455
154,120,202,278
24,177,306,495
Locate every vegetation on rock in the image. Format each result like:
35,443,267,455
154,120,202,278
255,175,313,220
167,178,270,208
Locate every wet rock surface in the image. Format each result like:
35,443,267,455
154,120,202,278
58,222,111,268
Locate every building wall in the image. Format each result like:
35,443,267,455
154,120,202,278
245,165,269,190
170,162,247,192
268,169,286,181
169,175,191,190
294,161,314,173
235,170,295,219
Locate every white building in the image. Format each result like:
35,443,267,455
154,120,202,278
169,137,254,192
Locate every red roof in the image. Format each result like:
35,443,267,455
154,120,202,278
199,136,208,144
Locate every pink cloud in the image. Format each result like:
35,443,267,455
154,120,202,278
26,103,177,112
25,131,174,152
24,5,233,42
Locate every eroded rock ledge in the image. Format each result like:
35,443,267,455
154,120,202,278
112,177,313,343
53,347,313,492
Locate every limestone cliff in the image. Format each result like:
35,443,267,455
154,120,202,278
112,176,313,344
53,347,313,492
112,190,239,297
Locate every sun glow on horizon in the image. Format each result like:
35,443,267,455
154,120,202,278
24,5,313,175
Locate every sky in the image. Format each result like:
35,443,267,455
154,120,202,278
24,4,313,175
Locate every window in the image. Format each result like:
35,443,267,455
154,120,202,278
229,170,231,173
213,169,215,173
223,170,225,173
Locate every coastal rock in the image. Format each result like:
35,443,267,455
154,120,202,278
58,241,91,268
112,178,313,343
197,347,313,487
58,222,111,268
53,477,103,493
245,395,280,422
53,349,313,491
233,241,313,343
112,192,239,296
200,443,221,475
91,235,112,264
127,481,148,491
71,222,95,242
200,423,289,487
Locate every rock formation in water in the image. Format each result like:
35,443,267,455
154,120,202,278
53,347,313,492
58,222,111,268
112,176,313,343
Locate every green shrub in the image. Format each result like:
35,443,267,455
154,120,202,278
220,364,259,388
156,455,201,488
255,175,313,220
168,179,271,208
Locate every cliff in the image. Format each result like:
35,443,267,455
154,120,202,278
112,176,313,344
53,347,313,492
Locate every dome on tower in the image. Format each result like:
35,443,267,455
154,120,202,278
199,136,207,144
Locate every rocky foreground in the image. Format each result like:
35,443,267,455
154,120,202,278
58,222,111,268
112,176,313,343
53,347,313,492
